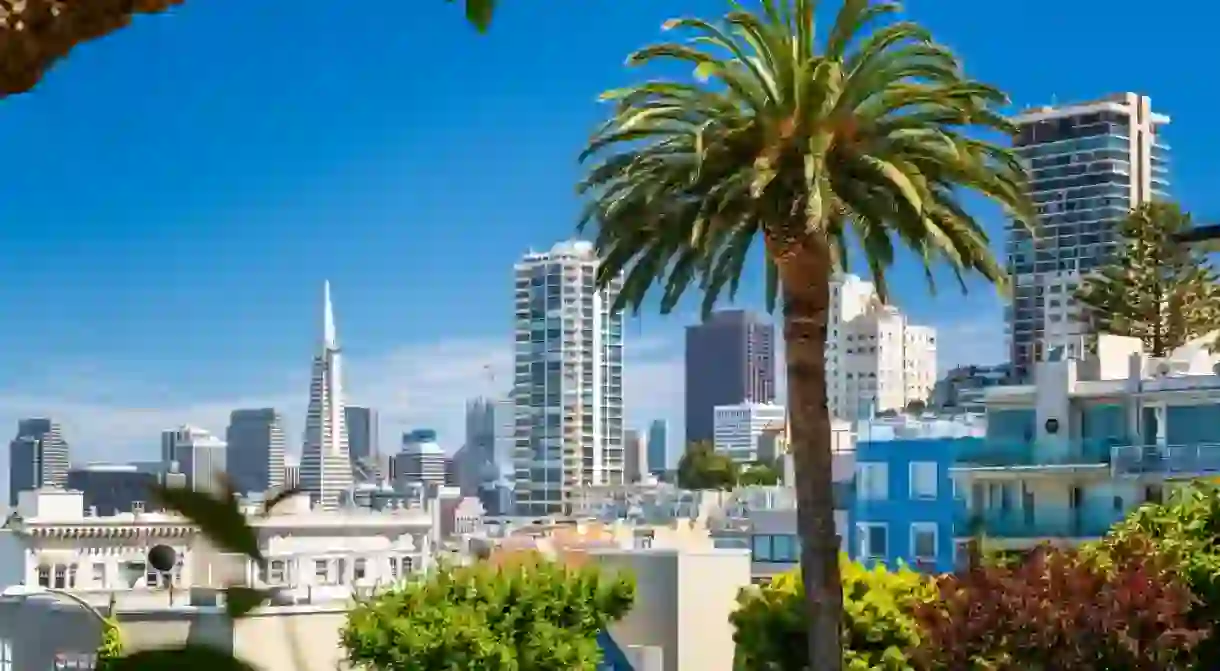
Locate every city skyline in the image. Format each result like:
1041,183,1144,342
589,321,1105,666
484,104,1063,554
1,0,1214,482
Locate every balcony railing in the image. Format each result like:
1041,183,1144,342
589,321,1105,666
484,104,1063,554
954,508,1120,540
1111,443,1220,477
954,439,1116,469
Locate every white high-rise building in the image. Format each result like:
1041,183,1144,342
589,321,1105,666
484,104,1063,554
713,402,787,463
826,274,937,420
160,425,227,495
1007,93,1169,381
512,241,625,516
299,281,354,511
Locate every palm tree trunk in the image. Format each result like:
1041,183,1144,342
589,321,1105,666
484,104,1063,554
779,241,843,671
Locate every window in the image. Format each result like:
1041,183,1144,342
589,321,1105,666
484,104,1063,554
751,535,772,562
145,563,160,587
54,564,67,589
388,557,399,580
857,523,888,559
353,558,367,582
857,463,889,501
314,559,330,584
336,558,348,584
911,523,938,562
269,560,286,585
771,535,797,562
909,462,938,500
68,564,78,588
36,564,50,587
92,563,106,587
401,556,414,574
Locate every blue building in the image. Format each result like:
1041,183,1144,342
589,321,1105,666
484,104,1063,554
849,434,972,573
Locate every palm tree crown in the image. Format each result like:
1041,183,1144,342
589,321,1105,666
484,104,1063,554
578,0,1032,310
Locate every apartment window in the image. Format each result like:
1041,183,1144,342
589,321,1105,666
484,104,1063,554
54,564,67,589
269,560,286,585
910,523,938,562
68,564,78,588
857,523,888,560
314,559,330,584
909,462,938,500
36,564,50,587
145,564,159,588
402,556,415,574
388,557,399,580
336,558,348,584
92,563,106,587
353,558,367,582
857,463,889,501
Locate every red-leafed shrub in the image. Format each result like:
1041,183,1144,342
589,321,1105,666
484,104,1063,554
913,539,1206,670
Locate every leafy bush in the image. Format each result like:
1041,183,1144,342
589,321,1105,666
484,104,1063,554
1092,483,1220,665
914,542,1205,670
341,551,635,671
731,557,932,670
95,617,122,670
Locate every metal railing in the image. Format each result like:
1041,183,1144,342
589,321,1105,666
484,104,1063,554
1111,443,1220,477
954,439,1116,468
954,508,1120,539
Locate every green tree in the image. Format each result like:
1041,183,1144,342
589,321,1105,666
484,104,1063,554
341,552,635,671
738,461,782,486
1075,201,1220,356
677,440,740,490
732,559,932,670
0,0,496,98
576,1,1031,666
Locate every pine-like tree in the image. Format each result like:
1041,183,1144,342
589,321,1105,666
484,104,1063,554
1075,201,1220,356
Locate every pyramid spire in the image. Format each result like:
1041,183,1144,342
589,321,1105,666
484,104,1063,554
323,280,337,350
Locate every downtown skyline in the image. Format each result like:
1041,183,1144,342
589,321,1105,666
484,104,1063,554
1,0,1216,474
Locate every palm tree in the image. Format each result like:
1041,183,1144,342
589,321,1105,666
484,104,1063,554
577,1,1031,667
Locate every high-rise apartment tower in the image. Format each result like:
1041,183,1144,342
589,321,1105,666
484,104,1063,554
160,425,227,494
512,241,625,516
1007,93,1170,381
684,310,776,443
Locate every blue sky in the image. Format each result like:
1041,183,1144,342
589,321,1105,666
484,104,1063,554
0,0,1216,472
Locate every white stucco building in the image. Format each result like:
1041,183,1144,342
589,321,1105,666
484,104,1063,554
826,274,937,420
0,488,432,603
712,403,786,463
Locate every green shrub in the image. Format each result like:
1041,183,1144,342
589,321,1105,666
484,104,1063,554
731,557,932,670
95,617,123,670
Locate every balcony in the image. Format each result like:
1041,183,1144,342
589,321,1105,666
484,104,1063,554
1111,443,1220,478
954,439,1115,470
954,507,1120,540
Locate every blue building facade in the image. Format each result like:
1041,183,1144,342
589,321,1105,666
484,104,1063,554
848,436,971,573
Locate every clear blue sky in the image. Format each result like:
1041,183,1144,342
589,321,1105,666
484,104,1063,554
0,0,1216,466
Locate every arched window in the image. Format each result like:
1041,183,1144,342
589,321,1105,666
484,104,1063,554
36,564,50,587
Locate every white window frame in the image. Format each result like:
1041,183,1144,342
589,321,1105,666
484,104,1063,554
856,463,889,501
856,522,888,560
910,522,939,562
909,461,939,500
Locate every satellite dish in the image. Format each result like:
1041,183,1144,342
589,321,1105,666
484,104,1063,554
147,544,177,574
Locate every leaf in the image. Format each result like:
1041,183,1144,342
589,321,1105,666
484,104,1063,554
106,645,258,671
226,586,270,619
261,487,303,516
450,0,496,32
151,485,263,564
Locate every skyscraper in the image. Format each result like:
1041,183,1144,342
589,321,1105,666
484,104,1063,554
299,281,354,510
8,418,70,506
160,425,227,494
684,310,776,444
646,419,669,474
345,406,379,462
225,408,287,495
512,241,625,516
1007,93,1169,381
